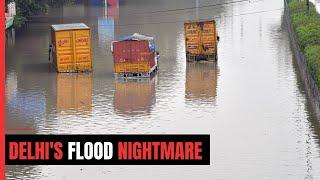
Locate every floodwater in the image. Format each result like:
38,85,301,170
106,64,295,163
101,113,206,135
5,0,320,179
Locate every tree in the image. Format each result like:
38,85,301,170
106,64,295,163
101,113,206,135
6,0,75,28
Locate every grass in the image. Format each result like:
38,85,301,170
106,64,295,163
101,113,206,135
289,0,320,87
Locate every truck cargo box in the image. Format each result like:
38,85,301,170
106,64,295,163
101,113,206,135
184,20,218,62
112,33,158,78
50,23,92,73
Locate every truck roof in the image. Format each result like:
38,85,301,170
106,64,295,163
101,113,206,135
51,23,90,31
184,20,216,24
119,33,154,41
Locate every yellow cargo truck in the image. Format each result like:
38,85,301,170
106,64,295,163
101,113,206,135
184,20,218,62
50,23,92,72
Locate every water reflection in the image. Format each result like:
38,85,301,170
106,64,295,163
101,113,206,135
63,4,85,17
185,62,219,103
6,71,17,102
105,0,119,17
6,166,40,180
98,17,114,46
114,77,156,116
56,73,93,114
98,0,119,47
6,72,46,121
7,90,46,119
6,71,46,133
6,28,15,47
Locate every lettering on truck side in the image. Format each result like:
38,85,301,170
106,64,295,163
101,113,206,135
58,39,69,47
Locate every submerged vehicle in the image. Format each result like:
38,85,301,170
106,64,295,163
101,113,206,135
49,23,93,73
111,33,159,78
184,20,219,62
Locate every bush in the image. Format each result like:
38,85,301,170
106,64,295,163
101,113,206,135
290,13,320,30
289,0,309,14
305,45,320,85
296,23,320,50
289,0,320,89
5,0,75,28
13,15,26,28
289,0,320,51
289,0,317,14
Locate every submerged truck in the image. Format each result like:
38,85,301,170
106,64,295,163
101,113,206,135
184,20,219,62
49,23,93,73
112,33,158,78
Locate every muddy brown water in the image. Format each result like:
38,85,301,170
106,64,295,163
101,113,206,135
5,0,320,179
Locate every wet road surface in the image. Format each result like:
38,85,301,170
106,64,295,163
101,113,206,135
5,0,320,179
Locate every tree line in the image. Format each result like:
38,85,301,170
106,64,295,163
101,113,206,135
5,0,75,28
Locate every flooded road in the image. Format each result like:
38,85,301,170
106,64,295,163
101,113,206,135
5,0,320,179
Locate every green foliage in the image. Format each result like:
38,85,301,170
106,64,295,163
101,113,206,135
288,0,317,15
305,45,320,85
289,0,308,14
15,0,48,16
6,0,48,28
290,13,320,30
13,15,26,28
296,23,320,50
48,0,75,8
288,0,320,50
6,0,75,28
288,0,320,89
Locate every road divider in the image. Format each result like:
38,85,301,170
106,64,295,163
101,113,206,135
285,0,320,121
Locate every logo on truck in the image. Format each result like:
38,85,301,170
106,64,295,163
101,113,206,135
58,39,69,47
76,37,89,45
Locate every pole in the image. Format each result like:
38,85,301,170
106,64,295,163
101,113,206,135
196,0,199,20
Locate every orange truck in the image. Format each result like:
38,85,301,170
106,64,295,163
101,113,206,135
49,23,92,73
184,20,218,62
